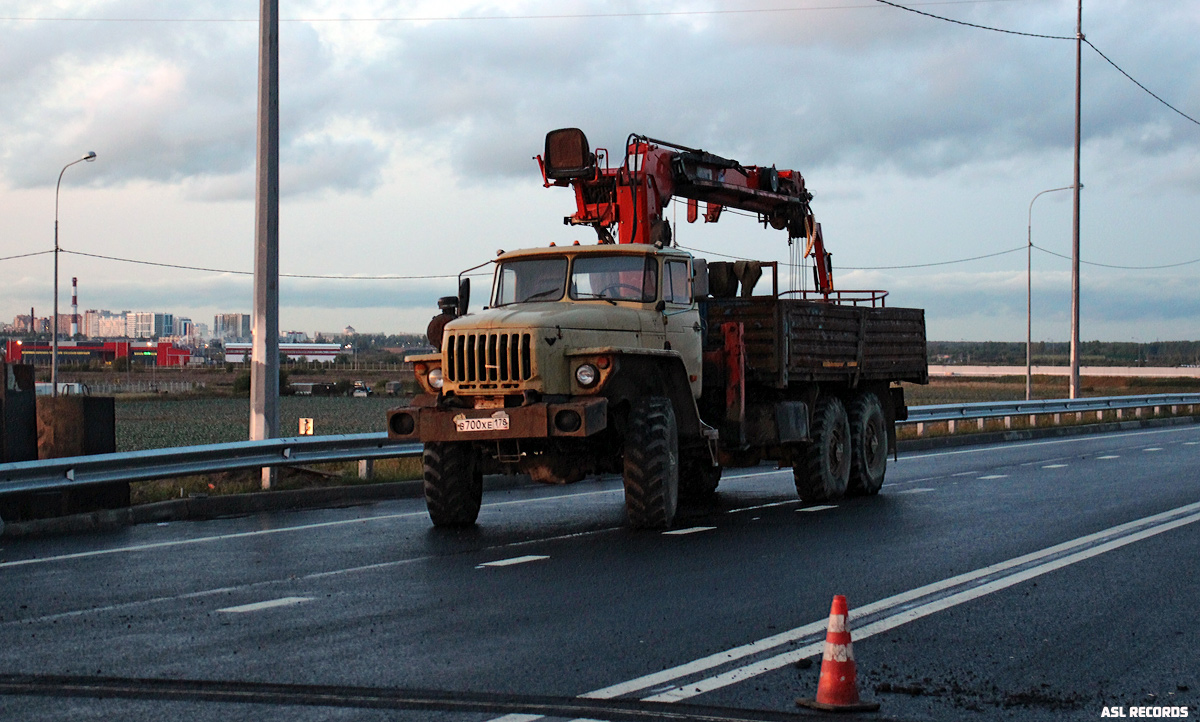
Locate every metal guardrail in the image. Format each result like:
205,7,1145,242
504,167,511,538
0,393,1197,497
903,393,1200,424
0,434,420,496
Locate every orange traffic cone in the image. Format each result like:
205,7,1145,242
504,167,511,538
796,595,880,712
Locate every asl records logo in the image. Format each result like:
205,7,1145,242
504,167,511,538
1101,707,1189,718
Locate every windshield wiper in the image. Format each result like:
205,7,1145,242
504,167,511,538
521,288,563,302
573,293,618,305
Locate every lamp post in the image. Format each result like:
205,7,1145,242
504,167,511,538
53,151,97,397
1026,184,1077,401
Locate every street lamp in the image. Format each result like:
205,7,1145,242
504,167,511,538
1026,184,1079,401
52,151,97,397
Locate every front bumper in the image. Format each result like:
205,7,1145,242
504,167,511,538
387,397,607,443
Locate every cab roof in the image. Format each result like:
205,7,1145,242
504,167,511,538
494,243,693,263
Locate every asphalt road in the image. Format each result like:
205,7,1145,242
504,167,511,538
2,424,1198,722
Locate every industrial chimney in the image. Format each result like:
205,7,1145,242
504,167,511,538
70,277,79,337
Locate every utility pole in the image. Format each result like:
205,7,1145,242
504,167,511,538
1069,0,1083,398
250,0,280,489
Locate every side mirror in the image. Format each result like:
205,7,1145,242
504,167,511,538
654,300,667,313
691,258,709,298
457,277,471,317
544,128,595,181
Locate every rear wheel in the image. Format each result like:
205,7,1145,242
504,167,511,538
793,396,850,502
622,397,679,529
423,442,483,527
847,392,887,496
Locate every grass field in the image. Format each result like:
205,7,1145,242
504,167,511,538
115,396,402,451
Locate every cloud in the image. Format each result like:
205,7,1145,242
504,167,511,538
4,1,1197,196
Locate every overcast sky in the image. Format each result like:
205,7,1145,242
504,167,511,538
1,0,1197,341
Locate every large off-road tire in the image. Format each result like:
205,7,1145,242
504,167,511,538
622,396,680,529
679,452,722,503
793,396,851,502
847,392,887,496
423,442,483,527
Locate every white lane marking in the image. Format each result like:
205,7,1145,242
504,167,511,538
896,488,935,494
9,528,623,628
797,505,837,512
1144,447,1164,452
951,471,978,477
726,500,799,514
489,715,544,722
217,597,312,614
477,555,549,569
639,504,1200,703
902,425,1199,460
978,474,1008,480
1185,442,1199,446
1042,464,1069,469
0,489,625,570
1097,455,1121,460
580,499,1200,703
663,527,715,536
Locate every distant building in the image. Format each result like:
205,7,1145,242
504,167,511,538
214,313,251,341
127,311,155,339
223,342,341,363
343,325,356,336
282,330,310,343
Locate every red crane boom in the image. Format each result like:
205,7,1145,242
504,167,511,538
536,128,834,294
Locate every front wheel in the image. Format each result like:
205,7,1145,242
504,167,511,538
423,442,483,527
622,397,680,529
793,396,850,502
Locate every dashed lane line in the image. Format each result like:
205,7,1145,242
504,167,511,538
725,500,799,514
895,488,935,494
217,597,312,614
796,505,837,512
1042,464,1069,469
978,474,1008,480
476,555,550,569
901,425,1199,461
1144,447,1164,452
663,527,716,536
1097,455,1121,459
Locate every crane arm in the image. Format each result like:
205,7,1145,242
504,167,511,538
537,128,834,294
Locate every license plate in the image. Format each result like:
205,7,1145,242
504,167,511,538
454,412,510,433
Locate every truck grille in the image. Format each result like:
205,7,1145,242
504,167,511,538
445,332,534,388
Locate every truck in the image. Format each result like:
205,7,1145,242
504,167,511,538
387,129,927,529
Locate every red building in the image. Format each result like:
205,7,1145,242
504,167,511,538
3,340,195,367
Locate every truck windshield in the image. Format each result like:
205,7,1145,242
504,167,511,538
492,257,568,306
569,255,658,302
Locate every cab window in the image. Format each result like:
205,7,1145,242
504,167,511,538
663,260,691,304
570,255,657,302
492,257,568,306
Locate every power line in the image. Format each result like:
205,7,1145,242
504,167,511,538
1083,39,1200,127
1032,244,1200,270
677,243,1027,268
871,0,1072,39
874,1,1198,127
60,249,473,280
0,2,1026,24
0,250,53,262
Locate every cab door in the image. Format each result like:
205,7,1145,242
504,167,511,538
662,257,703,397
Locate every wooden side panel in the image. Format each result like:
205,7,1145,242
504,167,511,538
703,299,927,388
702,299,784,387
784,301,927,384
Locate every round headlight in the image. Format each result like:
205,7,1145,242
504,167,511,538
575,363,598,387
428,367,444,389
